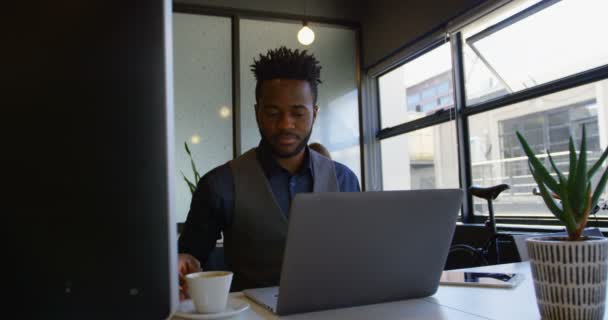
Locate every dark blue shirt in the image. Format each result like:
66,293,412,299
178,141,360,265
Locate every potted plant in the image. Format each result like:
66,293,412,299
517,126,608,320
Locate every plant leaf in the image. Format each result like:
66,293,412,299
190,158,200,182
181,171,197,194
591,166,608,211
568,136,578,189
589,146,608,179
571,126,588,218
547,150,565,197
558,175,579,239
184,142,192,155
516,131,560,194
529,162,565,222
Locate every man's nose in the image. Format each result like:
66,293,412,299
277,113,295,129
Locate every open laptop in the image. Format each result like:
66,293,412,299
244,189,463,315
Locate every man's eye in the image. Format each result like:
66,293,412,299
294,113,306,118
266,110,279,116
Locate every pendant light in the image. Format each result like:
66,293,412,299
298,21,315,45
297,0,314,46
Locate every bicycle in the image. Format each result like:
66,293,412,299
447,184,511,268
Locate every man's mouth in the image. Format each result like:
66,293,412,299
276,134,299,145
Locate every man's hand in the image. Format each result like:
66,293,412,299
178,253,202,300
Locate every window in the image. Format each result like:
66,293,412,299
379,43,453,128
377,43,458,191
381,122,459,190
371,0,608,226
469,82,607,219
462,0,608,105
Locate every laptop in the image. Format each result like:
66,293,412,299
244,189,463,315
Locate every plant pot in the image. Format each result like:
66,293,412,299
527,236,608,320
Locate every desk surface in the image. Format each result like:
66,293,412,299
172,262,607,320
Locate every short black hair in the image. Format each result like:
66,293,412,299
251,46,322,104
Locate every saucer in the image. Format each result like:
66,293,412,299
175,299,250,319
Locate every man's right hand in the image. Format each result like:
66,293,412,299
178,253,202,300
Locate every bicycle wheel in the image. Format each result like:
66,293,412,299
445,244,489,270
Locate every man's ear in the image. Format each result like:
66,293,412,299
313,105,319,121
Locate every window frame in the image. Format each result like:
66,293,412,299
367,1,608,228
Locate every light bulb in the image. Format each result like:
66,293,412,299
190,134,201,144
219,106,231,118
297,25,315,45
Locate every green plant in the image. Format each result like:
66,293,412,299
180,142,201,195
516,126,608,241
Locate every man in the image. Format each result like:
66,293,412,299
178,47,360,297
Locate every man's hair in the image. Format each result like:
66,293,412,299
251,46,322,104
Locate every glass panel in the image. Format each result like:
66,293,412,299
462,0,608,105
379,43,453,128
173,13,233,222
381,122,459,190
239,19,361,181
469,80,608,218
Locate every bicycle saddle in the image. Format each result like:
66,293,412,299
469,184,510,200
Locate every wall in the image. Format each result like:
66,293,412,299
361,0,485,69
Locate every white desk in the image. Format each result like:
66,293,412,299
172,262,607,319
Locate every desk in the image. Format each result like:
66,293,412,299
172,262,607,319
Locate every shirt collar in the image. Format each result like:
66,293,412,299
256,140,313,178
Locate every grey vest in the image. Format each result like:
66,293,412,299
224,148,338,291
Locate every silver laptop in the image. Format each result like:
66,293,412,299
244,189,463,315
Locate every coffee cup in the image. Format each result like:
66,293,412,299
185,271,233,314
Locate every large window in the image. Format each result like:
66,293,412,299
378,43,458,191
374,0,608,226
379,43,453,129
381,122,459,190
462,0,608,105
469,81,608,219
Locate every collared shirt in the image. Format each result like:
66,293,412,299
178,141,360,266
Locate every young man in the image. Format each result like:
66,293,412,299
178,47,360,297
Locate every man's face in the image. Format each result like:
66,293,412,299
255,79,318,158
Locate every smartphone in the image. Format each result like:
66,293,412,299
439,271,524,288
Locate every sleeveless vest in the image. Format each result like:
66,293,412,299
224,148,338,291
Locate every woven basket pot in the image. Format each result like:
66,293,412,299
527,236,608,320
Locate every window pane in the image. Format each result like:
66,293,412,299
381,122,459,190
173,13,233,222
469,80,608,218
463,0,608,105
379,43,453,128
239,19,361,181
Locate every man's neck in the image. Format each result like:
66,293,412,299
275,150,306,175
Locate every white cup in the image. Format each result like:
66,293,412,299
186,271,233,314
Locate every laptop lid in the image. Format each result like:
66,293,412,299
276,189,463,315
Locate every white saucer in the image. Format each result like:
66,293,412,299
175,299,250,319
